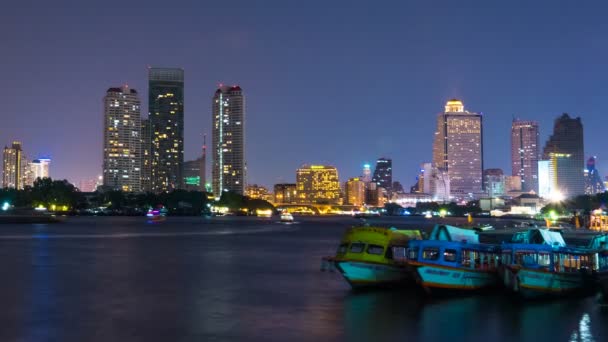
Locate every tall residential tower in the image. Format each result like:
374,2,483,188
511,120,540,193
102,86,142,192
149,67,184,192
2,142,23,189
432,99,483,199
212,85,245,196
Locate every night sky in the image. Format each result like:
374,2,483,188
2,0,608,189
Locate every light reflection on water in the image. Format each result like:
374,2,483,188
570,313,595,342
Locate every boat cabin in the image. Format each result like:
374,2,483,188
407,239,500,271
501,244,595,273
335,227,422,264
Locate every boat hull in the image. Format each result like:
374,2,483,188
334,260,411,288
503,267,593,298
409,262,498,293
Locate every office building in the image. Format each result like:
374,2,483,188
212,85,245,196
345,177,366,206
361,163,372,183
149,67,184,192
27,158,51,186
296,165,340,204
372,158,392,191
2,142,23,189
102,85,142,192
141,118,152,192
432,99,483,199
483,169,505,198
511,120,540,193
246,184,271,201
183,158,204,191
542,113,584,197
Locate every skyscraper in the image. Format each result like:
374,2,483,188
212,85,245,196
141,118,152,192
149,67,184,192
432,99,483,199
2,142,23,189
183,158,203,191
372,158,392,190
511,120,540,193
361,163,372,183
102,85,142,192
542,113,584,198
296,165,340,204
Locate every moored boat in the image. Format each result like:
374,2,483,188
406,224,500,293
332,226,422,288
588,234,608,297
500,229,597,298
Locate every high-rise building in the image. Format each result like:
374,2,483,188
483,168,505,197
2,142,23,189
345,177,366,206
361,163,372,183
538,160,551,198
274,183,297,204
511,120,540,193
296,165,340,204
432,99,483,199
372,158,392,190
141,118,152,192
102,86,142,192
212,85,245,196
584,157,605,195
542,113,584,198
28,158,51,185
149,67,184,192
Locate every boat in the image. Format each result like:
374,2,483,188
332,226,422,288
500,229,597,298
280,212,294,222
588,234,608,297
405,224,500,293
146,206,167,223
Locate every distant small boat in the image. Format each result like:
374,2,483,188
146,206,167,223
332,226,422,288
406,225,500,293
280,212,294,222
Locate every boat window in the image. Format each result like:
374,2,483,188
337,243,348,255
501,252,512,265
422,248,439,260
367,244,384,255
408,247,419,260
599,254,608,270
443,249,457,262
350,243,365,253
538,253,551,267
391,246,407,261
462,250,480,268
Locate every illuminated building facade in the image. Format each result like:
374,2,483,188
511,120,539,193
149,67,184,192
212,85,245,196
2,142,23,189
274,183,297,204
538,160,551,198
372,158,392,191
102,86,142,192
505,175,522,193
542,113,584,197
246,184,271,201
584,157,605,195
432,99,483,199
296,165,340,204
141,118,152,192
27,158,51,185
345,177,366,206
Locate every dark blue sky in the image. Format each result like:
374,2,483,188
2,0,607,189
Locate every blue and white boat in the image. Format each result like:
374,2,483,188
500,229,596,298
406,225,500,293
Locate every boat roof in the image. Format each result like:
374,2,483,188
409,239,498,252
588,234,608,250
429,224,479,243
501,243,590,255
511,228,565,247
342,226,421,245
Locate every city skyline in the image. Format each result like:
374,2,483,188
3,1,608,189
